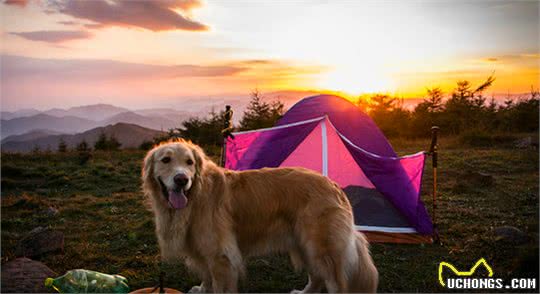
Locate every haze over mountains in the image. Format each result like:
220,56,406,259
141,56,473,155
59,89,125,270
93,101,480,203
0,91,320,152
1,123,165,153
1,104,195,139
0,103,196,152
0,90,532,153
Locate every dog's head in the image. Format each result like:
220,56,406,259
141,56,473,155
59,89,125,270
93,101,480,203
142,140,205,210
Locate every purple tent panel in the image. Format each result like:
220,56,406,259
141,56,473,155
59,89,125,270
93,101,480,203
277,94,397,157
225,117,322,170
337,130,432,234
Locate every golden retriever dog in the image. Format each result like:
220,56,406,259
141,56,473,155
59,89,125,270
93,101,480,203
142,139,378,293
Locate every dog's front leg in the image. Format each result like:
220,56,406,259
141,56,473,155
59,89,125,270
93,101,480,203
186,257,213,293
209,254,238,293
188,282,210,293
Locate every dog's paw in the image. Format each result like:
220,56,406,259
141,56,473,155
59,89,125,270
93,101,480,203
188,285,205,293
290,290,304,294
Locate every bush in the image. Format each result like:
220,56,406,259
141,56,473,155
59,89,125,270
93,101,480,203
58,138,67,153
459,130,521,147
78,152,92,165
94,133,122,151
76,140,91,152
139,140,154,150
459,130,494,147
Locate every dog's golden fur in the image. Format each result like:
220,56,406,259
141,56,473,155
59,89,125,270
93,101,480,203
142,140,378,293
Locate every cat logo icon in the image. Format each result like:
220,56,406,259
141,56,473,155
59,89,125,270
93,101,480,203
438,258,494,287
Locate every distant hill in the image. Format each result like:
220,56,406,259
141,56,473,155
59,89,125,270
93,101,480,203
134,108,194,119
100,111,181,131
1,123,165,153
1,114,96,139
43,104,130,121
0,106,193,139
1,109,41,120
2,129,64,143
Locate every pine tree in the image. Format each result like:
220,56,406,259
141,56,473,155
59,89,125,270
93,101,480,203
239,90,284,131
94,132,108,151
76,140,90,152
58,138,67,153
107,134,121,151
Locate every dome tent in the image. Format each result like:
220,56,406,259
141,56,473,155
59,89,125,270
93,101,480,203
225,95,434,243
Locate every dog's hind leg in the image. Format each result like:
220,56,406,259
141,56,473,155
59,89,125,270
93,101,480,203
296,212,352,293
321,255,349,293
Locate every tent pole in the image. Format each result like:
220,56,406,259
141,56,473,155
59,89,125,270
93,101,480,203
220,105,234,167
429,126,440,244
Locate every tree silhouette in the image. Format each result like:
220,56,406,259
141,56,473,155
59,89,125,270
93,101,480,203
425,87,444,113
94,133,121,151
76,140,90,152
58,138,67,153
239,90,284,131
94,133,108,151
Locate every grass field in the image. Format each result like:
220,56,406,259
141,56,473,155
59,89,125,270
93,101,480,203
1,136,538,292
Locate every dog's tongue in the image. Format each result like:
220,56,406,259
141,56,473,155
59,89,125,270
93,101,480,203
168,189,188,209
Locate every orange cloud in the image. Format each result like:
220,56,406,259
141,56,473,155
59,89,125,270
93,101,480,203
3,0,28,7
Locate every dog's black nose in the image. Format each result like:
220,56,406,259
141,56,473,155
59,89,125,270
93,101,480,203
174,174,189,187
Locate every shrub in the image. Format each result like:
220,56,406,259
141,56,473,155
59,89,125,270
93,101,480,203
94,133,122,151
459,130,521,147
76,140,90,152
139,140,154,150
58,138,67,153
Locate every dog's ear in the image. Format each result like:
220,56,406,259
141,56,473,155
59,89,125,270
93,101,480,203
190,144,206,176
142,148,155,187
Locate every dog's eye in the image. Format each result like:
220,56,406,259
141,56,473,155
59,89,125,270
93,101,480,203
186,159,194,165
161,157,171,164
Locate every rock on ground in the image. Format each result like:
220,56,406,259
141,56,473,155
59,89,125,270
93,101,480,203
15,227,64,258
456,170,494,188
493,226,529,245
1,257,57,293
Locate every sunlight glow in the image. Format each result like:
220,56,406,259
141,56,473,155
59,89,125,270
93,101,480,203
316,67,396,96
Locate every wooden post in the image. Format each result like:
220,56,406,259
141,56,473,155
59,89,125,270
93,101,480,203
429,126,440,243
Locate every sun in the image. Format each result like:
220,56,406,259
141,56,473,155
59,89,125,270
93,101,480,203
316,67,396,96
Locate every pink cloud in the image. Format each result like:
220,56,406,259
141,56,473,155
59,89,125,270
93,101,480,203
1,55,247,81
10,30,93,43
54,0,208,32
57,20,106,30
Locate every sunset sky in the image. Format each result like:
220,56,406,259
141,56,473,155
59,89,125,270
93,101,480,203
1,0,539,111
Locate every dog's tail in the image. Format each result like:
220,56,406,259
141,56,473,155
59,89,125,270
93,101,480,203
348,231,378,293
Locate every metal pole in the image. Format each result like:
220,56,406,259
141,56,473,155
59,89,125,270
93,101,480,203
429,126,440,243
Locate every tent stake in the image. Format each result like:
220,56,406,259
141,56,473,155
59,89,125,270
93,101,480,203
429,126,440,244
220,105,234,167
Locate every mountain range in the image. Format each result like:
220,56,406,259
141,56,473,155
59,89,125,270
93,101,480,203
1,104,196,139
1,123,165,153
41,104,130,121
0,91,327,152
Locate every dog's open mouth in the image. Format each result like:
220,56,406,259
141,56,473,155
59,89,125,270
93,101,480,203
158,177,188,210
